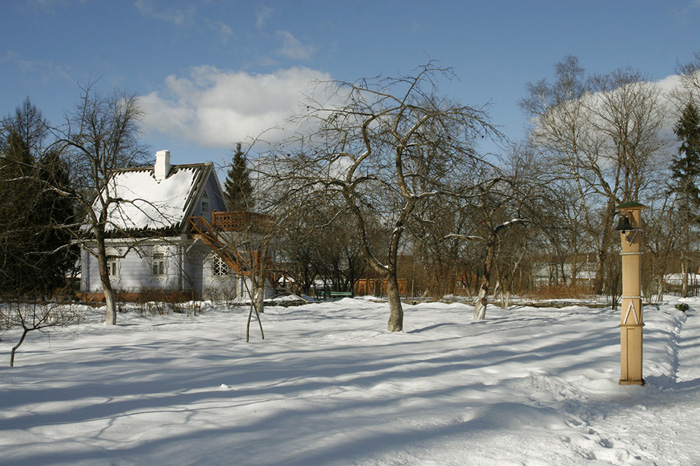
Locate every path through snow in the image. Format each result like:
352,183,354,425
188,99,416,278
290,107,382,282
1,298,699,465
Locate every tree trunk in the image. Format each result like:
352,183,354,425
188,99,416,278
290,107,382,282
473,280,488,320
386,274,403,332
593,248,606,295
595,201,617,295
10,328,29,367
656,273,664,303
246,300,265,342
253,280,265,314
473,241,495,320
241,274,265,342
95,229,117,325
103,284,117,325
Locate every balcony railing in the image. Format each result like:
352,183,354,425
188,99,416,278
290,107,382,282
213,211,271,231
189,210,273,235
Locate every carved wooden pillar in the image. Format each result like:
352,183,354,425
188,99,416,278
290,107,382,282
616,201,646,386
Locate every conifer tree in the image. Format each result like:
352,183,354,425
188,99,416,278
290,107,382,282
34,149,77,291
671,101,700,297
223,143,254,211
0,130,38,295
0,99,76,297
672,102,700,205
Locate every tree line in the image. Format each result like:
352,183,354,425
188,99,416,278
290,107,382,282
253,55,700,330
2,54,700,333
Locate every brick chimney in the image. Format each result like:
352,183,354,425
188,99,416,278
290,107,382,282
155,150,171,181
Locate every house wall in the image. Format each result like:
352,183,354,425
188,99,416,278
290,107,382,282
206,170,228,211
191,174,229,220
80,238,241,301
82,241,179,293
182,243,242,300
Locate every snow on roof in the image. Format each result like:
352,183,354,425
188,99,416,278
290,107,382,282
94,164,208,233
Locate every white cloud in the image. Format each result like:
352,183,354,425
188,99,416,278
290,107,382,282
208,20,233,44
3,49,73,82
530,72,700,162
256,5,272,29
276,30,316,60
139,66,336,149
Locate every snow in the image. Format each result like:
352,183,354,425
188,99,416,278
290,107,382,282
664,273,700,286
94,165,200,231
2,298,700,465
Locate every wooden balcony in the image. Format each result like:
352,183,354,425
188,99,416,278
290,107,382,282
212,211,272,231
189,210,273,235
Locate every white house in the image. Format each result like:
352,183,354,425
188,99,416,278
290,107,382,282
79,150,274,302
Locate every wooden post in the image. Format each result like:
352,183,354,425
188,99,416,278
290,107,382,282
617,202,646,386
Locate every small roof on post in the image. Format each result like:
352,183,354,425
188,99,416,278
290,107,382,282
617,201,647,210
616,201,646,232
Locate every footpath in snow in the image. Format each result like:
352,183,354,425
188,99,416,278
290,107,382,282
586,304,700,465
0,298,699,465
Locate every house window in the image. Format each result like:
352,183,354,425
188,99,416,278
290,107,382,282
107,256,119,277
213,255,229,277
152,252,166,276
201,190,210,214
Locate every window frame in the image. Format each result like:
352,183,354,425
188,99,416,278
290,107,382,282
150,247,168,278
106,255,119,277
212,255,230,277
201,190,210,214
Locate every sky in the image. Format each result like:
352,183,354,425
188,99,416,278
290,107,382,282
1,0,700,169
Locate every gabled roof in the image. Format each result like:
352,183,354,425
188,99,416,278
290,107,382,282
93,162,214,234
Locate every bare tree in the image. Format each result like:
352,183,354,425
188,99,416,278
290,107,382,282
523,58,668,294
644,195,681,302
313,205,373,295
274,197,365,296
1,301,82,367
189,210,270,340
677,51,700,99
449,173,527,320
275,210,321,295
408,193,469,300
53,84,148,325
277,64,493,331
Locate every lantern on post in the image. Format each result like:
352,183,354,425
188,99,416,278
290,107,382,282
615,201,646,386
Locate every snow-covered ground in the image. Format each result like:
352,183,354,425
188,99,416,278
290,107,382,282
1,297,699,465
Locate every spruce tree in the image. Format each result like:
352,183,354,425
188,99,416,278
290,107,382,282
0,99,76,297
35,149,77,292
671,101,700,297
223,143,254,211
672,102,700,216
0,130,40,296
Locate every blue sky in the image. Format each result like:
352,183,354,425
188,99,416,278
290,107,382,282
1,0,699,168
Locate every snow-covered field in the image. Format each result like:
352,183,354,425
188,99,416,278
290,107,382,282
1,297,699,465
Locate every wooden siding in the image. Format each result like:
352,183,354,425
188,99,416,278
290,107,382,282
80,240,241,300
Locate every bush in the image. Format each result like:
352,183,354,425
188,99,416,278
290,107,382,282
134,288,197,316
